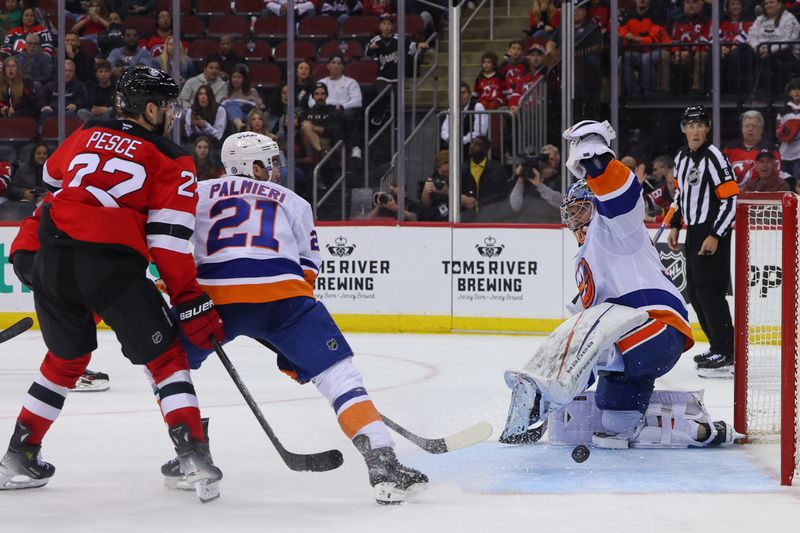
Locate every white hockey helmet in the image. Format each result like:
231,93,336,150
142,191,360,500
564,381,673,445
221,131,283,178
562,120,617,179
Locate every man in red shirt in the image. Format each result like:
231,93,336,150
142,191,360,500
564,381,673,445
723,109,781,187
0,66,225,502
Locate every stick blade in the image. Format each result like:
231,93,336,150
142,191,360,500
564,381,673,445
0,317,34,344
284,449,344,472
442,421,493,452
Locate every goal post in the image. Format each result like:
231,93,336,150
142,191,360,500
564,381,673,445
733,192,799,486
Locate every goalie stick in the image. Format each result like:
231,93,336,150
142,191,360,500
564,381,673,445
0,317,33,344
382,415,492,454
211,338,344,472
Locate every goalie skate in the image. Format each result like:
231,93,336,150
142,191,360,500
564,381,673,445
353,435,428,505
0,423,55,490
168,423,222,503
72,369,110,392
499,371,549,444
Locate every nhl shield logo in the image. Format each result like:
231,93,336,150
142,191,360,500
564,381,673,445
659,250,687,293
152,331,163,344
475,236,505,257
326,338,339,351
688,167,701,185
326,236,356,257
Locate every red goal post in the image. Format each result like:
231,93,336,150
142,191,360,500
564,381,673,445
733,192,799,486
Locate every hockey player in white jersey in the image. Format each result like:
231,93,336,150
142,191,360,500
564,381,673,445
500,120,740,450
161,132,427,504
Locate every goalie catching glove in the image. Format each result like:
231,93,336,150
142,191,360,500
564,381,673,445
176,294,225,349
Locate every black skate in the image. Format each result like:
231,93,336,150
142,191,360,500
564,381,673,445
697,353,734,379
73,369,110,392
702,421,745,446
163,418,209,491
168,422,222,503
692,349,712,363
0,423,55,490
353,435,428,505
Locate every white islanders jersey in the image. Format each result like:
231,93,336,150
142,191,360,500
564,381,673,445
577,159,694,351
193,175,321,305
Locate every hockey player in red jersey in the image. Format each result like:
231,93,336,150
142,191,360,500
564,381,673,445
0,66,225,502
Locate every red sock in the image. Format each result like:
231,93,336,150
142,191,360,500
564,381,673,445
146,342,204,442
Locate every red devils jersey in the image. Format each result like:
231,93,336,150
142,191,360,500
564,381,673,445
718,20,752,43
507,70,543,107
722,140,781,187
473,72,507,109
42,119,204,304
500,60,528,89
670,16,710,53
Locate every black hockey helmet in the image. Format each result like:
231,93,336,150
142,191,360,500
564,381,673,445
117,65,180,116
681,105,711,128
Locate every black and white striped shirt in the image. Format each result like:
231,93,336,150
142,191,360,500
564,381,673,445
671,141,739,237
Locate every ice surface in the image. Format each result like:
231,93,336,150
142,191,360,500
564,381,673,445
1,331,799,532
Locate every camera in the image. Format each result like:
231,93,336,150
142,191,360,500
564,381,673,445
374,192,392,205
519,151,548,179
431,177,446,191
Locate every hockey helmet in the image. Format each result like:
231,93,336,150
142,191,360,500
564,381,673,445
117,65,182,117
221,131,284,179
560,179,596,237
562,120,617,179
681,105,711,131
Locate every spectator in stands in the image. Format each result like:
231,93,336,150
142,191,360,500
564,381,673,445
500,40,528,92
72,0,112,42
218,35,243,80
369,181,418,220
733,0,800,95
473,52,506,110
301,82,345,162
180,55,228,112
363,0,392,16
185,84,228,145
117,0,156,17
0,160,10,201
418,150,452,222
742,149,791,191
1,7,54,58
246,108,270,136
508,160,561,222
668,0,710,94
64,31,95,84
460,135,509,222
77,59,115,122
776,77,800,184
97,10,124,57
715,0,754,92
144,10,179,57
14,32,53,88
528,0,560,38
107,27,154,79
0,56,38,119
278,112,313,191
724,109,781,186
158,35,195,83
0,0,23,33
441,81,488,156
295,59,315,112
588,0,610,33
538,143,562,190
644,154,677,221
9,142,48,203
620,0,669,96
265,83,288,140
620,155,638,171
222,64,264,132
192,135,224,181
316,54,363,159
39,58,88,124
262,0,318,20
321,0,363,23
507,44,546,114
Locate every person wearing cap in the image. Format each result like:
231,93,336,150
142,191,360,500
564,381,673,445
506,44,547,113
300,82,344,162
667,105,739,378
742,149,791,192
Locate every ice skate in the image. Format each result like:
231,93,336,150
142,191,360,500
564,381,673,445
499,371,549,444
353,435,428,505
162,418,209,491
692,349,712,363
168,422,222,503
72,369,110,392
697,353,734,379
0,423,55,490
701,421,745,446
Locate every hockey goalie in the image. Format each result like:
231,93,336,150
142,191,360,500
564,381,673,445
500,120,741,450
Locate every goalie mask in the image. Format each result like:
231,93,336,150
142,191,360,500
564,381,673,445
562,120,617,179
561,179,596,244
221,131,285,181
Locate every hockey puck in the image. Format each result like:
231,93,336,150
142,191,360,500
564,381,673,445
571,445,590,463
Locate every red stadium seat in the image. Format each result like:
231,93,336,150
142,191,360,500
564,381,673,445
232,39,271,63
346,60,377,85
156,0,191,13
273,40,317,62
188,39,219,61
298,16,339,42
195,0,231,16
249,63,283,89
125,16,156,37
312,61,328,80
0,117,37,144
208,15,250,38
399,14,424,36
253,17,289,42
180,16,206,39
318,40,363,62
41,117,84,142
340,16,379,40
233,0,264,15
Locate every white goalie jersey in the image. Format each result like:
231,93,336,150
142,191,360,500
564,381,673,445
578,159,694,351
192,176,321,305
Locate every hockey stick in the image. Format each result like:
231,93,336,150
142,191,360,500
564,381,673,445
211,337,344,472
381,415,492,454
0,317,33,344
652,203,677,245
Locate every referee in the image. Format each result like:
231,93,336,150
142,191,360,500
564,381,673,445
667,105,740,378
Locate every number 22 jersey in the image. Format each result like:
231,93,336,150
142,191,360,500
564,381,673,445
192,175,321,305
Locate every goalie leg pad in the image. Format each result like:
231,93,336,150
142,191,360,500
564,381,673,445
499,371,550,444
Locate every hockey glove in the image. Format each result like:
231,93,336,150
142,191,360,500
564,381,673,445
11,251,35,290
176,294,225,350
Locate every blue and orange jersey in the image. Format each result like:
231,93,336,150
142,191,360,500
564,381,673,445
193,175,321,305
576,159,694,351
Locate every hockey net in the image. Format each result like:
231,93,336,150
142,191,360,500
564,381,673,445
733,192,800,486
